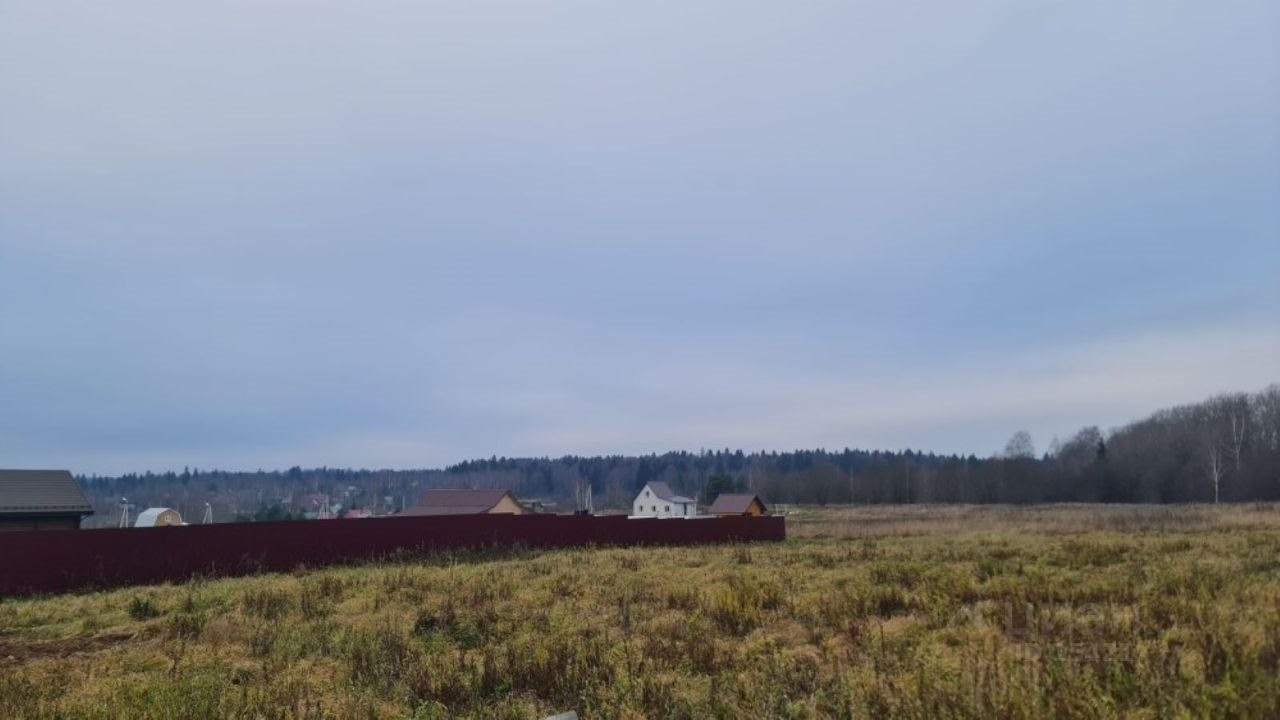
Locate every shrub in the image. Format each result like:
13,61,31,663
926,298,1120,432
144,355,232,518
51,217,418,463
869,560,926,589
708,574,786,635
166,610,207,641
865,585,912,618
298,576,342,620
127,595,161,620
241,586,291,620
346,622,415,695
665,585,702,611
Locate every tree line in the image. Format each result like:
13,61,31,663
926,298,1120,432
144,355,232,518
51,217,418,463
77,385,1279,525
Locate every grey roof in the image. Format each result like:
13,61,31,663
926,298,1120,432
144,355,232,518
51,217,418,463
400,489,522,516
644,481,695,504
0,470,94,516
709,494,767,515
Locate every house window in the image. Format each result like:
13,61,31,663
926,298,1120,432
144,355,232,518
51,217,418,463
664,505,670,512
644,490,649,498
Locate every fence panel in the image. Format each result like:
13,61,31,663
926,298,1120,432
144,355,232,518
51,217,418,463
0,514,784,596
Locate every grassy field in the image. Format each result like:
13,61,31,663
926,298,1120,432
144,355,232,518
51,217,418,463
3,505,1280,719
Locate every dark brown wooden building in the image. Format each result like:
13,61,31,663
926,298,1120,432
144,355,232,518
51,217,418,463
0,470,94,532
708,493,768,517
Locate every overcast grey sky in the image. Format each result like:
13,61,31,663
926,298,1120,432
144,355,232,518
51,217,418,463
2,1,1278,475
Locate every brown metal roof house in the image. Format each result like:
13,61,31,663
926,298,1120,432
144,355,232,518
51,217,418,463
0,469,94,531
399,489,526,516
708,493,768,517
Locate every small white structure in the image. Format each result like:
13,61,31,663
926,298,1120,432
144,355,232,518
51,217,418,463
134,507,183,527
631,481,696,518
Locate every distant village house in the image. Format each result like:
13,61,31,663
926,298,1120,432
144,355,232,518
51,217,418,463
632,481,696,518
708,494,768,517
0,469,94,532
399,489,525,516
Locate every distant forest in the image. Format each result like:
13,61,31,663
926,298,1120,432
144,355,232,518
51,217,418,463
78,386,1280,527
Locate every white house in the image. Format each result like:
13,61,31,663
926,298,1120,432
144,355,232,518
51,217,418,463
631,481,696,518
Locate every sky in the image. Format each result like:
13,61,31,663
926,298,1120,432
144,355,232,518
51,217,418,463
2,1,1278,475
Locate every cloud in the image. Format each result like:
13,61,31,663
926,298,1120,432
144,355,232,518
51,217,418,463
465,319,1280,459
1,0,1277,473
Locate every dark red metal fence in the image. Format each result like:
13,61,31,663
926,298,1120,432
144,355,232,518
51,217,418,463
0,514,784,596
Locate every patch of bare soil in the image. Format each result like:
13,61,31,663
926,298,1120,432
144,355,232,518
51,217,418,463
0,631,134,664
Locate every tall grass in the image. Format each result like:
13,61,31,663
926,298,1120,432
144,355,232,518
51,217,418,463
1,505,1278,718
785,502,1280,538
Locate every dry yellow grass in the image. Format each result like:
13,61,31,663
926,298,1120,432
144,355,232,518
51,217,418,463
2,505,1279,718
784,502,1280,537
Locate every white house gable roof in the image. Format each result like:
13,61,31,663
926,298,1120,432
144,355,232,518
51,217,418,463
643,481,695,504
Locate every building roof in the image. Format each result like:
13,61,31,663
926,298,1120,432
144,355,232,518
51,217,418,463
708,494,767,515
643,481,695,504
399,489,521,516
135,507,181,527
0,470,94,516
